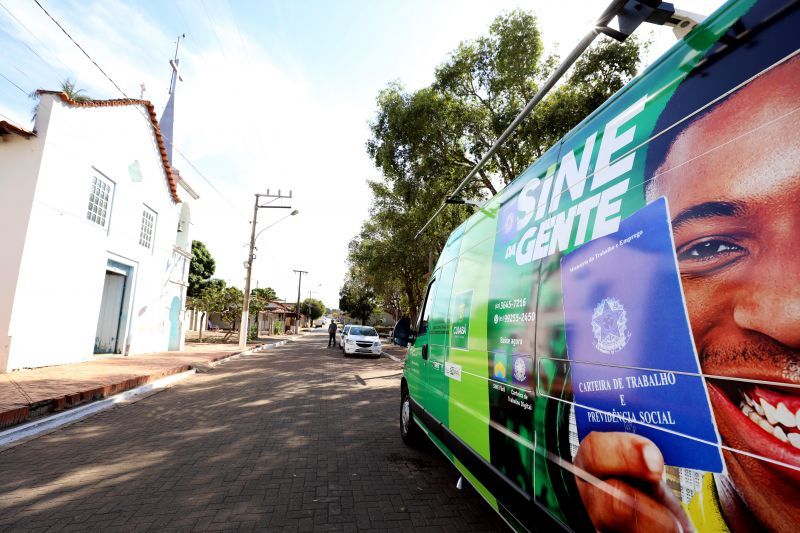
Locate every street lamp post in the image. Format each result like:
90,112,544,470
238,190,297,349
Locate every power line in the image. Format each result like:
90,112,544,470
24,0,247,220
192,0,274,219
0,32,244,220
224,0,272,170
0,1,69,70
0,71,28,95
14,65,34,82
172,1,197,41
0,111,26,128
171,144,247,219
32,0,128,97
225,0,253,70
200,0,228,60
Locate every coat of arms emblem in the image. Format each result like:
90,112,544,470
591,297,630,354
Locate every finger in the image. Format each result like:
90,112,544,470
574,431,664,485
578,476,685,533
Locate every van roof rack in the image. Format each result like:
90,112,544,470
415,0,706,239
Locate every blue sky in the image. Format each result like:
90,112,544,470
0,0,725,308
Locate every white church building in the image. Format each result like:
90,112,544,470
0,64,197,372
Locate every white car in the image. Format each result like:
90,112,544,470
336,324,351,348
342,326,382,357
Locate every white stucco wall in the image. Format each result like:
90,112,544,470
2,95,192,371
0,113,48,372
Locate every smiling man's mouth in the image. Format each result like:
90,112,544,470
739,386,800,449
708,381,800,473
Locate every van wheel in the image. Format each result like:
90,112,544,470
400,390,423,447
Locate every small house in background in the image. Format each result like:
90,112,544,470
258,301,298,335
0,87,197,372
186,300,298,338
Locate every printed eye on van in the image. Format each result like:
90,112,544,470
398,1,800,532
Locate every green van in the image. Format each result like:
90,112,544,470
399,1,800,531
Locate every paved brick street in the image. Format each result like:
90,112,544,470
0,331,504,532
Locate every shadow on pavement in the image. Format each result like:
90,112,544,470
0,331,504,532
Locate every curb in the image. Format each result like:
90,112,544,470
0,370,196,449
200,338,294,370
0,337,302,433
382,351,402,363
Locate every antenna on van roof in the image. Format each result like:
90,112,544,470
414,0,704,239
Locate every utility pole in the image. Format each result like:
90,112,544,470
239,189,293,349
293,270,308,334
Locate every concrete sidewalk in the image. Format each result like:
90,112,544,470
0,336,295,431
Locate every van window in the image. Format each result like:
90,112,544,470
418,276,437,335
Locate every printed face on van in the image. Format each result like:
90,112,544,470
648,56,800,529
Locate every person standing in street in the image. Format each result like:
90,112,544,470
327,321,337,348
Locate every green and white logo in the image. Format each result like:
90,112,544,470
450,290,473,350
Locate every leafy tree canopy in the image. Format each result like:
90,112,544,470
301,298,325,321
339,269,378,325
188,240,216,298
351,10,645,321
186,278,242,332
252,287,277,301
249,287,278,315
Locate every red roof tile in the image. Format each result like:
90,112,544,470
38,90,181,203
0,121,35,139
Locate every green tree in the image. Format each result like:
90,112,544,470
301,298,325,323
245,287,278,338
251,287,277,301
188,279,242,341
218,287,244,332
218,286,244,341
187,278,225,341
188,241,216,298
368,11,643,195
339,271,378,325
249,287,277,315
354,10,645,319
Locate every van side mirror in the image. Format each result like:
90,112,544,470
392,318,415,347
407,329,417,346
